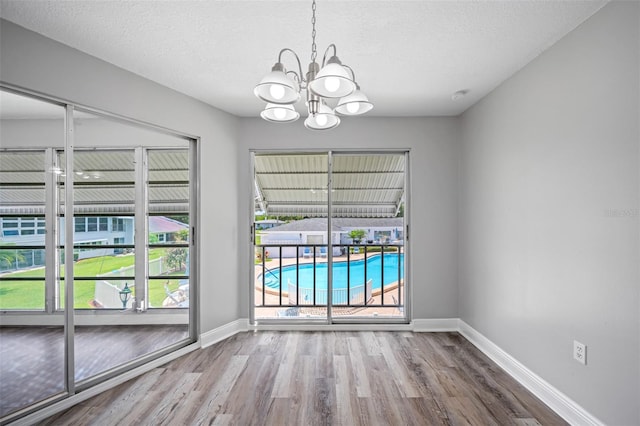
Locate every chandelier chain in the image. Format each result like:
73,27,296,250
311,0,317,63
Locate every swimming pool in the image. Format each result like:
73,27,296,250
260,253,404,291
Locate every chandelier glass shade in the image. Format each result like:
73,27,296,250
254,0,372,130
304,102,340,130
260,103,300,123
334,85,374,116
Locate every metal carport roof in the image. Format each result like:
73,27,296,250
254,153,405,218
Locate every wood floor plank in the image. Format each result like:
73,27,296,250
142,372,201,426
37,331,568,426
264,398,291,426
270,333,299,398
333,355,356,425
314,377,335,426
347,336,372,398
88,367,167,426
288,355,316,425
189,355,249,425
361,330,382,356
377,333,422,398
219,354,277,426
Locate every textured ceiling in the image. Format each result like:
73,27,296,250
0,0,606,117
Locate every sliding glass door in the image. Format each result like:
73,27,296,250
0,87,197,422
0,92,66,418
251,151,408,324
69,109,193,385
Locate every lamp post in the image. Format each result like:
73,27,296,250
119,282,132,309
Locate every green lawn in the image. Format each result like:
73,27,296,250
0,249,185,310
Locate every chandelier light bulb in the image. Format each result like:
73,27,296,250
270,84,286,100
324,77,341,93
315,113,328,126
346,102,360,114
273,107,287,119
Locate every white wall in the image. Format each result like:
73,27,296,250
458,2,639,425
0,19,241,333
238,117,460,320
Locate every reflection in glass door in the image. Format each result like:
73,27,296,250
70,110,193,384
0,91,66,419
0,87,197,423
251,151,408,323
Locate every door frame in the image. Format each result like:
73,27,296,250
249,149,411,325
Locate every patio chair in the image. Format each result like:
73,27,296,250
353,246,360,254
277,307,300,317
303,247,311,258
164,283,184,307
319,246,327,257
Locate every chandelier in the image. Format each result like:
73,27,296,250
254,0,373,130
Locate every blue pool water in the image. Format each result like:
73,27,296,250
261,253,404,291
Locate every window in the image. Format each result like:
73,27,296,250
0,216,48,236
112,218,125,232
2,219,18,228
75,217,86,233
87,217,97,232
99,218,108,231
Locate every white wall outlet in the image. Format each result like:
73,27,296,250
573,340,587,365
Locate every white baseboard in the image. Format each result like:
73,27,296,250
412,318,459,332
251,322,414,332
7,317,603,426
200,318,249,348
458,320,604,426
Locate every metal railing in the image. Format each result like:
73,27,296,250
255,243,404,311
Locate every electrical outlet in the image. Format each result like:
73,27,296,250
573,340,587,365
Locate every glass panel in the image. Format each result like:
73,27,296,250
148,150,189,215
72,150,136,214
148,278,188,308
148,246,189,309
71,110,192,385
148,214,190,244
253,153,328,320
0,90,66,418
73,291,189,383
0,279,45,310
331,153,406,320
147,149,190,311
0,326,65,414
59,247,135,309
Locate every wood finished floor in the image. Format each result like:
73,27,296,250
40,331,567,426
0,325,189,418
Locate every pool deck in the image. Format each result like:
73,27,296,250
254,252,405,319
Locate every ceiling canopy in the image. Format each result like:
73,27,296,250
254,153,405,218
